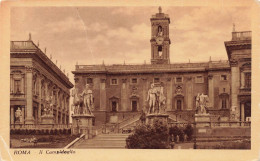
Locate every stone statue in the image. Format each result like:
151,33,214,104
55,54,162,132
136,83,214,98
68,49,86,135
44,95,53,115
15,107,22,123
72,88,83,115
147,83,157,114
80,84,94,115
147,83,166,114
196,93,210,114
158,86,166,113
158,26,163,37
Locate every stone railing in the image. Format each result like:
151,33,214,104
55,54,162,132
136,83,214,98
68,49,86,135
240,88,251,93
168,121,251,128
232,31,251,41
10,124,71,129
10,41,37,50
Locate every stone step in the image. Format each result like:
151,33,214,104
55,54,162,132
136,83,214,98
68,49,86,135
72,133,131,149
76,145,126,149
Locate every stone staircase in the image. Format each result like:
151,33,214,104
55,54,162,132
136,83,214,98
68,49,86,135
118,114,141,131
73,133,130,149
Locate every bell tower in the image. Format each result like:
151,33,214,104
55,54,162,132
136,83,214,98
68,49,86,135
150,7,171,64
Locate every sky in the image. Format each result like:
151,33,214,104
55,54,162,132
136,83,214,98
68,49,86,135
11,6,251,83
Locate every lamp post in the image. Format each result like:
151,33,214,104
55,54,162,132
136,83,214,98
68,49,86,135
193,122,197,149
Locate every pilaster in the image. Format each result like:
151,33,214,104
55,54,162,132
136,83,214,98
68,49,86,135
99,78,106,111
25,66,34,124
208,74,214,108
121,78,128,111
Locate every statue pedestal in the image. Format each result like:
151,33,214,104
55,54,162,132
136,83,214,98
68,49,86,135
72,114,95,139
146,113,169,125
195,113,210,127
41,115,54,128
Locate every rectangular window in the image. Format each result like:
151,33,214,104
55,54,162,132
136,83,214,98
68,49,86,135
177,100,182,110
195,76,204,83
131,78,138,84
112,101,117,112
132,100,137,112
221,75,227,81
222,99,227,109
14,80,21,93
176,77,183,83
154,78,160,83
86,78,93,84
111,79,118,85
245,73,251,88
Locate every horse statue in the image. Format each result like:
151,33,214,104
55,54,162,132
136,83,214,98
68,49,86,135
158,86,166,113
72,88,83,115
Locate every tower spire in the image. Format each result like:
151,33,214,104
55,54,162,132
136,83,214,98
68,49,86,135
29,33,32,41
159,6,162,13
233,23,236,32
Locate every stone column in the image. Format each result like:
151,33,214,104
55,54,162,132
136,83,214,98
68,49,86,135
230,60,240,120
11,106,14,125
166,78,172,111
208,75,214,108
186,78,193,110
21,107,25,124
241,103,245,121
38,77,42,123
99,79,106,111
241,72,245,88
142,78,148,112
121,79,127,111
25,66,34,124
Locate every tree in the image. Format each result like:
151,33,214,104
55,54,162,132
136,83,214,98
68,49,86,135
184,124,193,141
126,120,169,149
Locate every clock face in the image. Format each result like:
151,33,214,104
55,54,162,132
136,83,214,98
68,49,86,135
156,37,164,45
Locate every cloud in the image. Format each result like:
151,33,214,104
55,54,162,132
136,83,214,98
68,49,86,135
45,17,85,33
105,23,150,43
10,6,251,84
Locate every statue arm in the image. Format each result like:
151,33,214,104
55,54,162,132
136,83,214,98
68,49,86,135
146,91,150,101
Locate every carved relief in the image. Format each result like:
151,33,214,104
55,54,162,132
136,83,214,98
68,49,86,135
229,58,238,67
25,66,34,72
175,85,183,95
122,78,127,83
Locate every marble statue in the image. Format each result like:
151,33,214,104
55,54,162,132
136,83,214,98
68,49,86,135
72,88,82,115
15,107,22,123
147,83,166,114
80,84,94,115
44,95,53,115
158,26,163,37
147,83,157,113
196,93,210,114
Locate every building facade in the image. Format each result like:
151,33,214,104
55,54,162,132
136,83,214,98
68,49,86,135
72,8,251,126
10,38,74,128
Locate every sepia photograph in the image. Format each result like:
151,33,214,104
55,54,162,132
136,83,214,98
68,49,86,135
1,0,260,160
9,5,252,149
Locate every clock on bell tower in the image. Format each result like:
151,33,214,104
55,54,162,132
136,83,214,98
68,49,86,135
150,6,171,64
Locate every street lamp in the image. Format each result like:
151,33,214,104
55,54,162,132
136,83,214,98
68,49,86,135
193,122,197,149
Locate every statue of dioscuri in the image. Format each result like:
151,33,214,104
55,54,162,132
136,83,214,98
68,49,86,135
196,93,210,114
72,88,83,115
146,83,166,114
80,84,94,115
